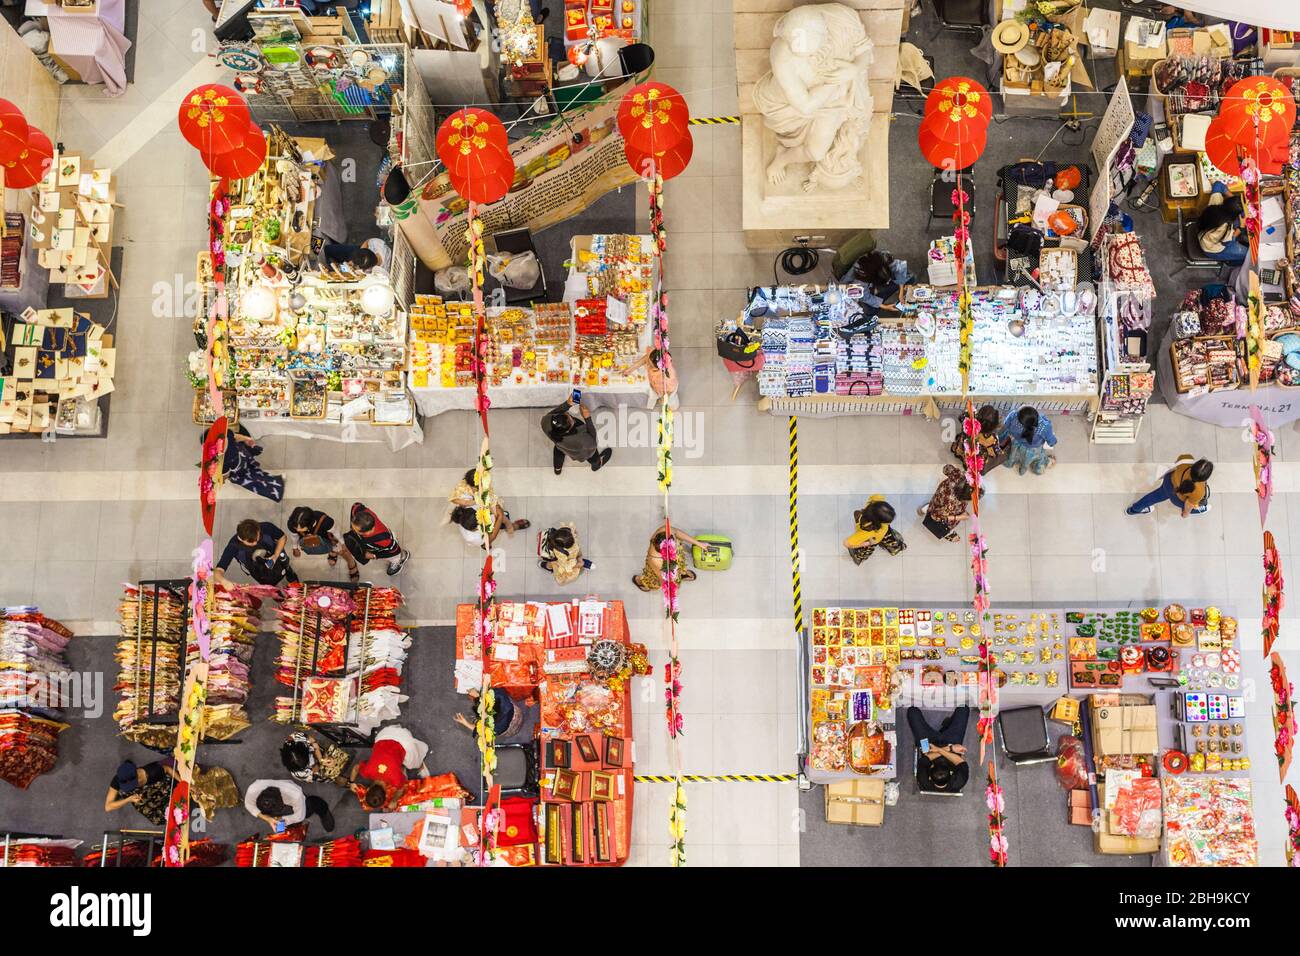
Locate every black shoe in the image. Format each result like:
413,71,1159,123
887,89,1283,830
553,447,565,475
319,807,335,833
591,448,612,471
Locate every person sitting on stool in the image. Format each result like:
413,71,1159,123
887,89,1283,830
907,704,970,793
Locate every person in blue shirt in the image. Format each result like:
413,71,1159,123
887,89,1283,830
999,405,1057,476
215,519,300,586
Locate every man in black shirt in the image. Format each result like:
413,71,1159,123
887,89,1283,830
215,518,300,585
907,705,970,793
540,396,612,475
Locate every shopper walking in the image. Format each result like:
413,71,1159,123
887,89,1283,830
343,502,410,576
844,496,906,564
541,393,612,474
1000,405,1057,476
918,464,973,542
1126,455,1213,517
949,404,1008,474
539,523,590,585
203,424,285,502
287,505,358,581
632,523,711,592
215,519,300,585
244,779,335,834
445,468,530,547
620,346,678,403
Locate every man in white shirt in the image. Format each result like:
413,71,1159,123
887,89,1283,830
244,779,335,833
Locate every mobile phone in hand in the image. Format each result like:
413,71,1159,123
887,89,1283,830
571,389,582,404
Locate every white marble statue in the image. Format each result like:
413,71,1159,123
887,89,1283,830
753,3,875,192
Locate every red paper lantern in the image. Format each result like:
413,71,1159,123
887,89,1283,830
624,130,694,181
178,84,251,155
1,127,54,190
925,76,993,128
204,120,267,180
618,81,689,155
437,108,508,164
0,98,30,166
918,116,986,171
1218,77,1296,152
447,162,516,204
1204,112,1290,177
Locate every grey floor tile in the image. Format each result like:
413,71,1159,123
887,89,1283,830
1027,494,1095,555
96,500,160,562
31,561,99,623
1030,555,1099,603
1092,494,1160,557
37,502,102,562
712,650,777,715
0,561,36,607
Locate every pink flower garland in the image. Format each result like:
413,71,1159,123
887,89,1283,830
985,765,1008,866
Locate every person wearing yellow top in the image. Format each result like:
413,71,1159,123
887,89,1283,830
844,496,906,564
1126,455,1213,517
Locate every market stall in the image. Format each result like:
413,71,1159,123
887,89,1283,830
0,607,73,790
747,282,1099,419
191,126,419,449
801,601,1262,863
409,234,657,416
0,305,115,436
1092,233,1157,443
454,598,641,866
26,0,132,96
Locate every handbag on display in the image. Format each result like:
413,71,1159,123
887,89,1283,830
716,326,761,366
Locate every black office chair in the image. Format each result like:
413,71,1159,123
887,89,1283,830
1173,207,1228,279
996,705,1055,765
929,169,977,229
490,227,548,306
931,0,991,34
491,740,541,799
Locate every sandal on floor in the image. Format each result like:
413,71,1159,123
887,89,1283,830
514,519,531,531
348,569,360,583
681,569,697,582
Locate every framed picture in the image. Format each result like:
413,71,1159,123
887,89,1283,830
575,734,600,763
546,738,571,769
602,735,625,768
551,768,579,802
590,771,615,802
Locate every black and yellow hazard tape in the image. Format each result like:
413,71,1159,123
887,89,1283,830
687,115,741,125
634,774,797,783
787,416,802,636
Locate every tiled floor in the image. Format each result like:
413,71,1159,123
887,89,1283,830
1,0,1296,866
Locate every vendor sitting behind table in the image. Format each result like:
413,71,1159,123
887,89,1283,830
350,725,430,811
321,238,389,275
907,704,971,793
454,686,528,741
1196,183,1248,264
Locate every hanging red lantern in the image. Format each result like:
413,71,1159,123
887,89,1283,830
925,76,993,128
437,108,508,165
918,117,986,171
0,98,30,166
1,127,54,190
1204,112,1290,177
447,161,516,204
436,109,513,201
204,120,267,180
178,84,251,155
1218,77,1296,152
624,130,694,181
617,81,689,155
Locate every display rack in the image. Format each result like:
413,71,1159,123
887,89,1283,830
122,579,190,738
1092,284,1154,444
88,829,163,868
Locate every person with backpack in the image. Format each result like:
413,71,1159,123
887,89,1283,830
1126,455,1213,517
1000,405,1057,476
844,496,906,565
343,502,410,576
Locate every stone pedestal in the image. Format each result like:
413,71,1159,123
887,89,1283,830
735,0,904,250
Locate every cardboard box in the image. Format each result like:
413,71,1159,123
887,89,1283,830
1094,781,1160,855
1084,7,1121,57
825,778,885,827
1092,702,1159,756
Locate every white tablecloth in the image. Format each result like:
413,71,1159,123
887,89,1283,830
28,0,131,96
243,415,423,451
412,381,654,417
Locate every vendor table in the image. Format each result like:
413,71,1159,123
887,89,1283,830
414,379,651,417
454,600,635,867
1154,324,1300,427
799,603,1254,797
243,415,422,451
26,0,131,96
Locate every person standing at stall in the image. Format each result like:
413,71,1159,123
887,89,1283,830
288,505,358,581
215,519,300,586
244,779,335,834
917,465,973,542
1000,405,1057,476
541,394,613,474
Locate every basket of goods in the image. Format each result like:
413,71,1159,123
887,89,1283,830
846,721,889,774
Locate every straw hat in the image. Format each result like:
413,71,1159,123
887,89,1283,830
992,20,1030,54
